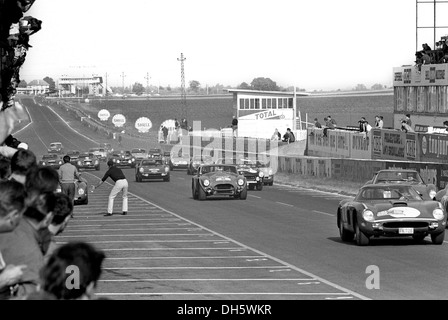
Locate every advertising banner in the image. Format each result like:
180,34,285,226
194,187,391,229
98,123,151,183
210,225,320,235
418,133,448,163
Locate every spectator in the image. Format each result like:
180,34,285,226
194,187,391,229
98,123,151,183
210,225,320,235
25,166,59,194
358,117,367,132
271,128,281,141
314,118,322,128
327,116,337,128
231,116,238,137
401,120,414,133
118,134,122,146
162,126,169,143
282,128,295,143
444,120,448,133
0,157,11,181
375,115,384,129
0,191,56,298
92,159,129,216
28,242,105,300
405,114,412,128
174,118,179,130
58,155,81,206
0,181,27,299
9,149,37,185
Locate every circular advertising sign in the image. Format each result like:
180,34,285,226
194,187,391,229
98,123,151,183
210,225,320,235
98,109,111,121
135,117,153,133
112,114,126,128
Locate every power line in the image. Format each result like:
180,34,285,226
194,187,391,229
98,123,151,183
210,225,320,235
177,53,187,120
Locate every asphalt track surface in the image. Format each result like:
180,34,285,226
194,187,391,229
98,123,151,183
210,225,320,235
14,97,448,300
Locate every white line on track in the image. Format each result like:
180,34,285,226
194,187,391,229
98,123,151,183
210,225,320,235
276,202,294,207
312,210,334,217
101,248,246,251
63,228,201,232
106,256,266,260
249,195,261,199
57,233,214,238
95,292,352,296
99,278,315,282
79,171,371,300
103,266,292,270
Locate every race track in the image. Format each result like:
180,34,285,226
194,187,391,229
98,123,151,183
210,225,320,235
14,97,448,300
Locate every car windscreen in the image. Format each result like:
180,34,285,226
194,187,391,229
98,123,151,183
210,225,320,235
376,171,423,184
201,165,237,174
357,186,422,201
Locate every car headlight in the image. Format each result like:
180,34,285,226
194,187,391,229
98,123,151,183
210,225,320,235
237,179,244,186
203,179,210,187
362,209,375,222
429,189,437,199
269,169,273,175
77,161,81,166
139,168,144,173
42,162,46,166
78,188,85,195
128,160,131,164
56,187,61,193
132,158,135,162
95,160,99,165
59,161,62,165
165,167,169,173
433,208,445,221
259,171,264,178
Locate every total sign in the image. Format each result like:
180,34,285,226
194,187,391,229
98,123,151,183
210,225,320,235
239,109,293,121
135,117,152,133
98,109,111,121
112,114,126,128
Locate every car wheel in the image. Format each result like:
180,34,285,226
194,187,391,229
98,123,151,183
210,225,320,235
431,230,445,245
269,182,274,186
198,186,207,201
256,183,263,191
412,234,427,242
164,177,170,182
239,188,247,200
354,221,369,246
192,182,198,200
338,217,354,242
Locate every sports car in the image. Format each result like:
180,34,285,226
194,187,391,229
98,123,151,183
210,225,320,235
148,148,162,158
131,148,148,161
187,155,213,175
135,158,170,182
215,158,264,191
48,142,64,154
56,176,89,206
365,169,437,200
110,150,136,168
66,150,80,165
337,184,446,246
192,164,247,200
76,152,100,171
88,147,108,161
169,153,190,171
39,154,63,169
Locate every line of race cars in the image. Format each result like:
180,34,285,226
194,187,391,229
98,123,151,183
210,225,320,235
337,169,447,246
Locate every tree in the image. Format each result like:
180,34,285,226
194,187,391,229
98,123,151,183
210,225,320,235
132,82,144,95
189,80,200,92
237,82,251,90
18,80,27,88
250,77,279,91
43,76,55,91
371,83,385,90
354,84,367,91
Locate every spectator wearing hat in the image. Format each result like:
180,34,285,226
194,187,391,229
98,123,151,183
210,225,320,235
92,159,128,216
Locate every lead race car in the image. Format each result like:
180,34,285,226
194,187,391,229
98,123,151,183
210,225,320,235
337,184,446,246
135,158,170,182
192,164,247,200
215,158,264,191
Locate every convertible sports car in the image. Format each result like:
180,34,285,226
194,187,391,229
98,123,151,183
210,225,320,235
215,158,264,191
192,164,247,200
110,150,136,168
48,142,64,154
56,176,89,206
169,153,190,171
187,155,213,175
135,158,170,182
131,148,148,161
365,169,437,200
76,152,100,171
337,184,446,246
39,154,63,169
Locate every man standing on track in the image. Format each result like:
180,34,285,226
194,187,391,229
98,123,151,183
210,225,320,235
58,155,80,205
91,159,128,216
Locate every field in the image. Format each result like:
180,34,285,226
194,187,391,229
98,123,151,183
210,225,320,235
67,92,395,135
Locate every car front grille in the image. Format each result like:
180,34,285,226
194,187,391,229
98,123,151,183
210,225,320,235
383,222,429,228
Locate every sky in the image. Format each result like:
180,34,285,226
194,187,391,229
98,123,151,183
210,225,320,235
19,0,448,91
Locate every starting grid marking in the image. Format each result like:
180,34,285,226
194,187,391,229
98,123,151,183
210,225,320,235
57,173,368,300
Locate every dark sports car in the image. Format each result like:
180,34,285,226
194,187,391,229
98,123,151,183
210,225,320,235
76,152,100,171
337,184,446,246
39,154,63,169
148,148,162,158
365,169,437,200
192,164,247,200
215,158,264,191
110,150,136,168
187,155,213,175
135,158,170,182
169,153,190,171
56,176,89,206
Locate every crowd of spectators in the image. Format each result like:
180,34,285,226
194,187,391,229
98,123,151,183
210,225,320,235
415,38,448,70
0,135,106,300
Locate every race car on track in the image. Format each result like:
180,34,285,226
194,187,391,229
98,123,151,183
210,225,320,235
135,158,170,182
88,147,108,161
252,159,274,186
364,169,437,200
215,158,264,191
169,153,190,171
148,148,162,158
192,164,247,200
110,150,136,168
56,175,89,206
337,184,446,246
76,152,100,171
39,154,63,169
48,142,64,154
187,155,214,175
66,150,80,165
131,148,148,161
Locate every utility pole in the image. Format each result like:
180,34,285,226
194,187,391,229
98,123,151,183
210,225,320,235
105,72,108,100
120,72,126,95
144,72,151,99
177,53,187,120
